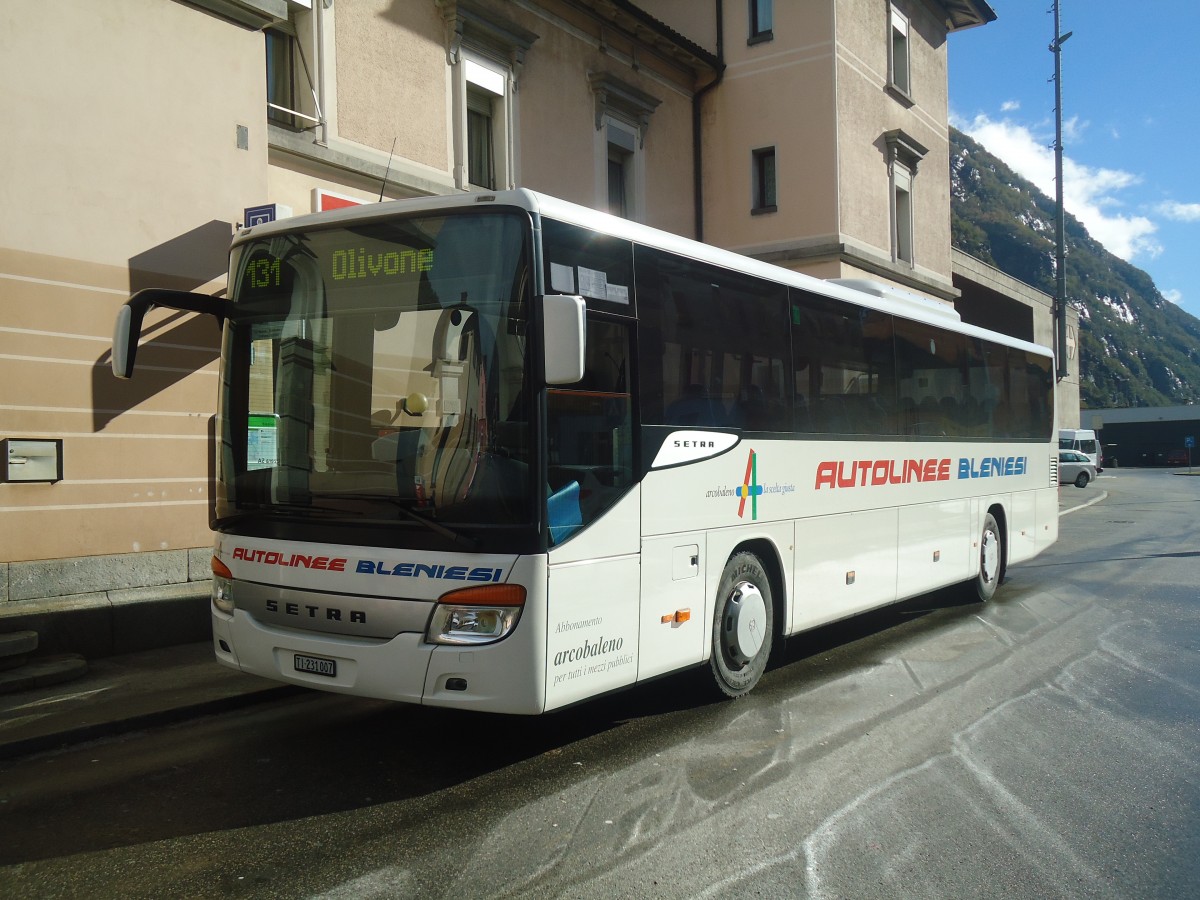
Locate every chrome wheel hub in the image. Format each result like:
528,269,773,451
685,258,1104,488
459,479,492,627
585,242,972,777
980,528,999,585
724,581,767,666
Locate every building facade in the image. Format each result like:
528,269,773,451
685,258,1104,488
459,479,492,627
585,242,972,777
4,0,1071,616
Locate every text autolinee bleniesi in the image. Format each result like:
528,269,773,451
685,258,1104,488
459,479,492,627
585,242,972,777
230,547,503,582
814,455,1027,490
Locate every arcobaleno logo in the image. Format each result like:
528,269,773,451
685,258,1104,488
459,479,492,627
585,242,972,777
737,449,763,520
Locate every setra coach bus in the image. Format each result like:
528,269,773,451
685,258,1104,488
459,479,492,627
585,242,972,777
112,189,1058,713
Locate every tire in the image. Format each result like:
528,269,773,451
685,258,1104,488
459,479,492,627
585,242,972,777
1074,471,1090,488
710,552,774,698
971,512,1003,603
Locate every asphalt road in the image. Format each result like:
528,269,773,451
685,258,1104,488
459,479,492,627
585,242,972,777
2,468,1198,899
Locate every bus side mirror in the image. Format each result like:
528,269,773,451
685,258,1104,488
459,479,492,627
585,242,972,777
111,302,141,379
111,289,227,378
542,294,586,385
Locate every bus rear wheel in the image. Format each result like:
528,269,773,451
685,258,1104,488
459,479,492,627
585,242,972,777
972,512,1003,603
710,552,774,698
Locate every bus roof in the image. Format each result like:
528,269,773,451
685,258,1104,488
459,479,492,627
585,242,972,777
234,188,1053,359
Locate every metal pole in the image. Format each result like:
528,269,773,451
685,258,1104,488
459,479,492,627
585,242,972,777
1051,2,1071,381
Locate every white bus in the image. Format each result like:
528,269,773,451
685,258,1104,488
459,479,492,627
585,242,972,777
112,189,1058,713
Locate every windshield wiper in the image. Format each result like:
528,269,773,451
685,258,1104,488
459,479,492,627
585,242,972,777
317,493,481,551
258,500,366,519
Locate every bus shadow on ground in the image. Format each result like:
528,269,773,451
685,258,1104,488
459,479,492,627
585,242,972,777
0,581,989,864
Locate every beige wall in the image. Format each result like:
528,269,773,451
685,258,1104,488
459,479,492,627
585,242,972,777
1,0,266,563
699,0,956,296
702,0,840,252
638,0,719,55
835,0,953,285
334,0,449,170
514,0,698,235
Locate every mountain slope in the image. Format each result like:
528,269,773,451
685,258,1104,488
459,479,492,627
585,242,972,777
949,128,1200,408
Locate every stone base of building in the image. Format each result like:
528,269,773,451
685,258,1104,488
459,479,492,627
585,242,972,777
0,549,212,658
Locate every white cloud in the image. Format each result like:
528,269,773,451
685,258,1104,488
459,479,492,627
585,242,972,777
1061,115,1086,143
1162,288,1183,306
953,113,1161,262
1000,100,1020,112
1156,201,1200,222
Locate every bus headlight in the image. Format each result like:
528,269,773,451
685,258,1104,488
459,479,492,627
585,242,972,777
427,584,526,645
211,556,235,614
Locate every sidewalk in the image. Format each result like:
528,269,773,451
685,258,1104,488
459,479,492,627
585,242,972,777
0,487,1104,761
0,641,296,760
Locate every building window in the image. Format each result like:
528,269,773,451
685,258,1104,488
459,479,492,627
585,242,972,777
457,54,509,191
265,29,295,126
264,1,323,133
463,58,506,190
749,0,774,44
888,5,911,97
443,3,537,192
466,91,496,190
884,129,926,266
893,163,913,264
589,74,660,221
608,140,632,218
752,147,777,214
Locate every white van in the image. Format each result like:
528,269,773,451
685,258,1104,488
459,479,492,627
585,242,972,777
1059,428,1103,471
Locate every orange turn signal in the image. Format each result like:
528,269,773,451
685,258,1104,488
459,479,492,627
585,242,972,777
212,556,233,579
438,584,527,607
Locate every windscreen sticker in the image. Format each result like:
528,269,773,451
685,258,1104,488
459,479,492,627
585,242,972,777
605,283,630,305
550,262,576,293
577,266,608,300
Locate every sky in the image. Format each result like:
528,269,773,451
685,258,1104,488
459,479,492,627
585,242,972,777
948,0,1200,312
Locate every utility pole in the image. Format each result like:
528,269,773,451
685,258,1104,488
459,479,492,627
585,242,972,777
1051,1,1072,381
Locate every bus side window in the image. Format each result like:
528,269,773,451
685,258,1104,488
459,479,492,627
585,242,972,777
636,245,790,432
791,291,896,436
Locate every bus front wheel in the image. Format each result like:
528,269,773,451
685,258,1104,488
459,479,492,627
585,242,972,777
972,513,1003,603
710,552,774,698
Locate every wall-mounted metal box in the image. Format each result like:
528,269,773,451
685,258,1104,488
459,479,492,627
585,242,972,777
2,439,64,483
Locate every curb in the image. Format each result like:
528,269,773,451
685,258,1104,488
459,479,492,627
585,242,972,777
0,683,301,761
0,584,210,659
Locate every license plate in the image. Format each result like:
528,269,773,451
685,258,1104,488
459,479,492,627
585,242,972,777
294,653,337,677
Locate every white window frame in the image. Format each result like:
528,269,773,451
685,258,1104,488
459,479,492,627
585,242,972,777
597,116,643,220
442,2,537,193
265,8,324,133
457,52,511,191
588,73,660,222
888,4,911,98
884,128,926,267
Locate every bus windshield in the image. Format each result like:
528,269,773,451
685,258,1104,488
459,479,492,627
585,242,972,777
215,211,533,537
